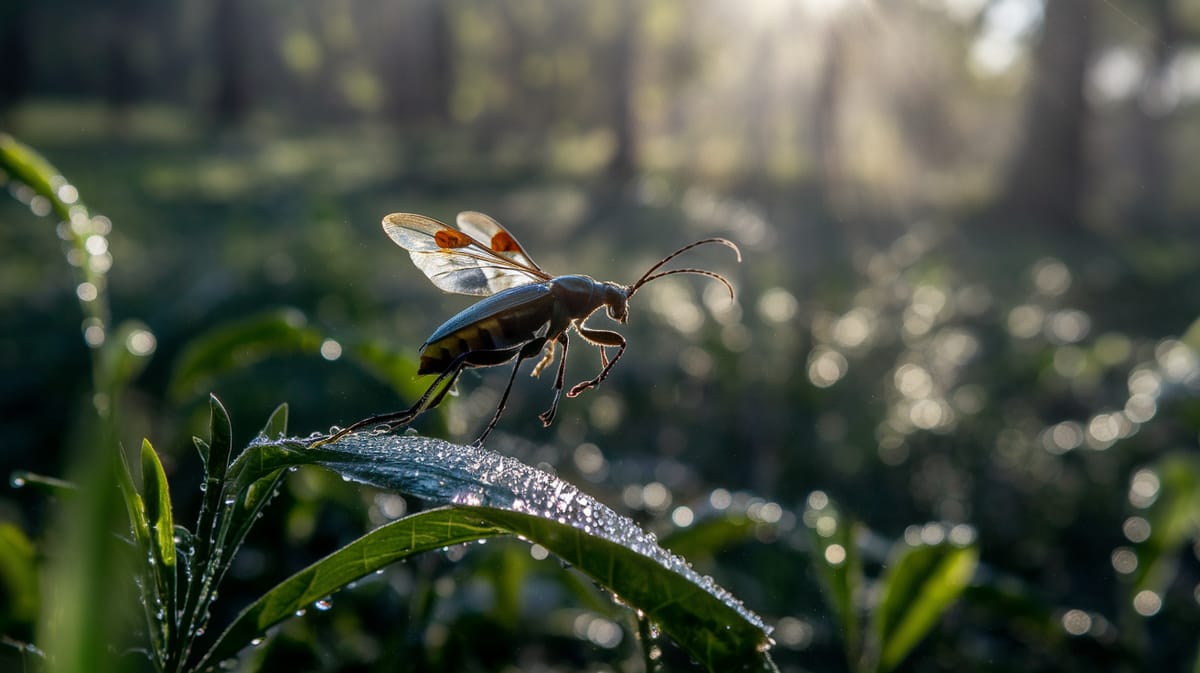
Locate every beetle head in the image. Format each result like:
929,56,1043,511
600,282,629,323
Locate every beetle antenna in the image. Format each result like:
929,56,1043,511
627,237,741,299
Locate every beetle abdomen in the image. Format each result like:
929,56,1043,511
418,284,558,375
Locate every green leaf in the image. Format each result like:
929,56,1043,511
0,523,39,632
1130,453,1200,599
140,439,177,660
260,403,289,439
200,506,773,672
870,539,978,673
141,439,177,572
168,309,323,400
203,395,234,485
206,432,776,672
804,496,863,668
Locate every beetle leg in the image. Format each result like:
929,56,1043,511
568,323,626,397
474,340,544,446
538,332,570,426
530,339,556,378
310,352,471,447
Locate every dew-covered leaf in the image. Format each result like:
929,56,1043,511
206,432,776,672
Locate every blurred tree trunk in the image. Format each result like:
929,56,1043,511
811,24,845,214
810,21,873,252
1127,0,1176,230
385,0,451,125
996,0,1094,231
211,0,249,125
605,0,639,182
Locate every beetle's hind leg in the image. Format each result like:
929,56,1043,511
538,332,570,427
309,353,469,447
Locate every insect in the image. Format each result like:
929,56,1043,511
318,211,740,446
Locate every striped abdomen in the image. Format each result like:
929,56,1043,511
418,283,559,375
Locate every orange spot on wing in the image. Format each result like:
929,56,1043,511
435,229,474,249
491,231,521,253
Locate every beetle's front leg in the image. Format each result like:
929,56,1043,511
568,323,626,398
538,332,570,426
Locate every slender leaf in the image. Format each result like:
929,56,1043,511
802,495,863,668
871,540,978,673
141,439,177,572
140,438,177,663
259,403,289,440
176,396,236,667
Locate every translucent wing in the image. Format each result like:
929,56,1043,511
381,212,550,296
455,211,543,272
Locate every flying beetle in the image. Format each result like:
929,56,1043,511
318,211,740,446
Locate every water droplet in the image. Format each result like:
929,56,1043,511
314,597,333,611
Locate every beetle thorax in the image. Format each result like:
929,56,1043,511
550,275,629,323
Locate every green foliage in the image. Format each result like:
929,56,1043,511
870,538,978,673
169,311,324,402
2,135,781,671
805,496,864,668
6,94,1200,672
806,494,978,673
1128,452,1200,604
0,524,38,635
